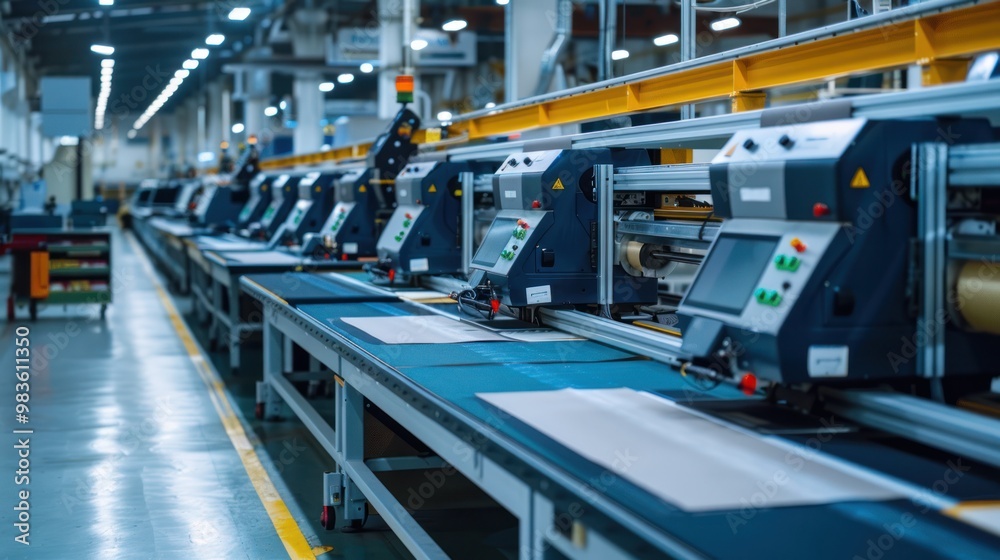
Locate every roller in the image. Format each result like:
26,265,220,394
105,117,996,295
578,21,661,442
955,260,1000,335
618,240,677,278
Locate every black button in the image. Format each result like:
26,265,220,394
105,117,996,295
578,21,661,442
743,138,756,151
508,158,518,167
523,157,532,166
778,134,793,148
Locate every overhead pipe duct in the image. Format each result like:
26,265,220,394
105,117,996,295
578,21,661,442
534,0,572,96
597,0,616,81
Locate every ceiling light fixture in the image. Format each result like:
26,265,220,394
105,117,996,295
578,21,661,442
319,82,335,92
337,73,354,84
710,17,741,31
90,44,114,55
206,34,225,45
410,39,428,51
182,59,198,69
611,49,629,60
359,62,374,73
228,7,250,20
442,19,467,32
653,33,679,46
191,48,209,59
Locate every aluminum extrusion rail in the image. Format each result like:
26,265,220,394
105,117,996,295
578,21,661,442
822,389,1000,470
614,164,711,193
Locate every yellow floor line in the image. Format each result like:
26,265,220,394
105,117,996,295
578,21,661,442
127,233,317,559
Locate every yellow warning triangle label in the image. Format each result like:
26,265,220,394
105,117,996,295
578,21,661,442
850,167,870,189
428,184,437,193
552,178,565,191
358,185,367,193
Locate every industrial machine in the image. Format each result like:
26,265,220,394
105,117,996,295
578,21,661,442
368,159,495,281
246,173,302,239
236,173,275,228
191,181,246,226
466,148,657,309
270,170,341,246
325,108,420,259
675,117,998,397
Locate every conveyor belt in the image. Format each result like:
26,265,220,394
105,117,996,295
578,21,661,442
244,272,397,306
207,250,362,275
246,270,1000,558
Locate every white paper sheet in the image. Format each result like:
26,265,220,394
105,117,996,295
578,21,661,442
478,388,902,512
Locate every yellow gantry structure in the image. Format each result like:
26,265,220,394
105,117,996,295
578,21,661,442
258,0,1000,171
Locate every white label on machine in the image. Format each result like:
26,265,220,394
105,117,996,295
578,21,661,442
504,190,517,199
526,285,552,305
343,242,359,254
410,258,429,272
740,187,772,202
807,345,849,377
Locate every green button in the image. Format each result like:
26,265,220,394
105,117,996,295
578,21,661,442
403,220,411,227
394,236,402,242
785,256,800,271
775,255,786,267
754,288,767,303
768,291,782,306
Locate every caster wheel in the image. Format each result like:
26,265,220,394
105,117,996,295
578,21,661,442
320,506,336,531
254,402,265,420
343,507,370,532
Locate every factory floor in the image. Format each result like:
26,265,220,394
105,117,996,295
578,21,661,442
0,227,414,559
2,225,514,559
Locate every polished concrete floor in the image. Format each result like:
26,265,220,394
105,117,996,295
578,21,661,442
0,226,514,559
0,228,412,559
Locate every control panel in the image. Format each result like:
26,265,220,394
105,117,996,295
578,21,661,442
471,211,547,277
259,175,290,229
680,219,840,336
193,185,217,220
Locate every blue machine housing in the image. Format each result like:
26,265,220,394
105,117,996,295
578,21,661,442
252,173,303,239
679,117,997,386
237,173,276,228
272,170,342,245
373,160,495,278
326,108,421,258
192,184,246,226
470,148,657,307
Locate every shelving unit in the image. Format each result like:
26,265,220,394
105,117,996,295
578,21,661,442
6,230,112,320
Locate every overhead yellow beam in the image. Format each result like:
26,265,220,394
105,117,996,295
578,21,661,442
256,1,1000,170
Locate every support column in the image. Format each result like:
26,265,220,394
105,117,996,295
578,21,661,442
293,76,323,154
243,47,272,138
207,80,224,153
378,0,404,119
288,8,328,153
149,117,162,178
222,87,232,144
505,0,558,102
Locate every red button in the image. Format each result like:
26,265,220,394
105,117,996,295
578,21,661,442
813,203,830,217
531,200,541,209
738,373,757,395
790,238,807,253
405,213,412,219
